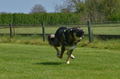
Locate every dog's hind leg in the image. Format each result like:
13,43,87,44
54,46,61,58
66,50,73,64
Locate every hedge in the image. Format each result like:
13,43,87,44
0,13,13,24
0,12,119,25
0,13,81,25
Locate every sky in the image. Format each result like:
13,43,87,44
0,0,62,13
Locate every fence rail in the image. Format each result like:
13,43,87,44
0,22,120,42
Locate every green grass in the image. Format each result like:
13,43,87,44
0,35,120,50
0,43,120,79
91,27,120,35
78,36,120,50
0,24,120,35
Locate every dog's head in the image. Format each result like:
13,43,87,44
71,27,84,40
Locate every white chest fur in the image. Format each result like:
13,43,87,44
65,46,76,50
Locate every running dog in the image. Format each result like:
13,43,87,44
48,27,84,64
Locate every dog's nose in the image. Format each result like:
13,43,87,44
81,31,84,37
82,31,84,34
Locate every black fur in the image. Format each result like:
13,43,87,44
48,27,84,64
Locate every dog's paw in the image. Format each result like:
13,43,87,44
71,55,75,59
66,61,70,64
57,54,60,57
57,54,62,59
57,51,61,58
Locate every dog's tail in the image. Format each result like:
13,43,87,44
48,34,60,46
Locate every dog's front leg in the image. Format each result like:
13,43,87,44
66,50,73,64
59,46,65,59
67,51,75,59
54,46,61,58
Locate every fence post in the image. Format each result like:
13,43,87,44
42,22,46,41
87,21,92,42
12,23,15,37
9,24,13,38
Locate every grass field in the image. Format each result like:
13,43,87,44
0,43,120,79
0,24,120,35
0,35,120,50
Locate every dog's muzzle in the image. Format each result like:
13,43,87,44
76,31,84,37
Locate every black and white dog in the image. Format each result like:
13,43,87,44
48,27,84,64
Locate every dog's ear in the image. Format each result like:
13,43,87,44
72,27,83,31
70,28,73,31
68,28,74,33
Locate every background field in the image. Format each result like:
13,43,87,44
0,23,120,79
0,24,120,35
0,43,120,79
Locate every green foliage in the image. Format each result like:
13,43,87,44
0,13,13,24
0,15,2,23
109,11,120,21
0,13,81,25
75,2,87,13
74,0,120,21
0,35,120,50
78,36,120,50
0,0,120,24
0,35,48,45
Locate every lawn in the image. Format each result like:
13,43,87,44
0,43,120,79
0,24,120,35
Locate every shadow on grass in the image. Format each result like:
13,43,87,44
34,62,62,65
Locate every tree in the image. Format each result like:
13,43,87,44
100,0,120,16
30,4,46,13
54,0,120,21
0,12,7,15
75,2,87,13
85,0,120,21
54,0,77,13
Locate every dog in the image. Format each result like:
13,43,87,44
48,27,84,64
